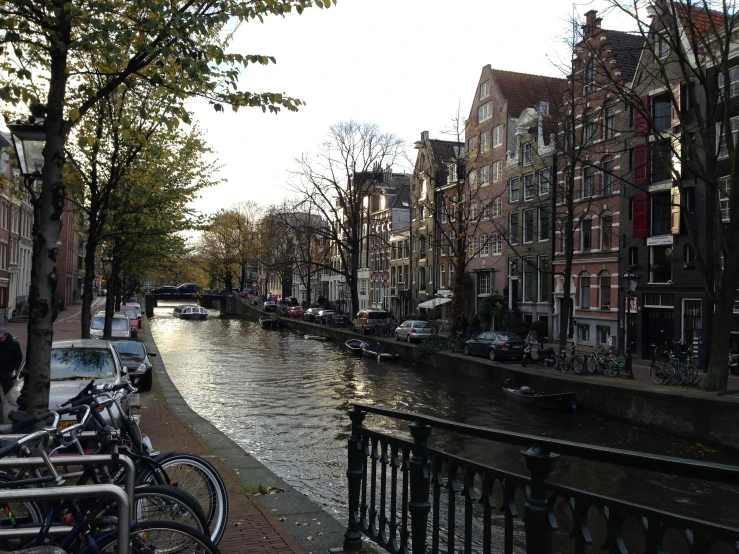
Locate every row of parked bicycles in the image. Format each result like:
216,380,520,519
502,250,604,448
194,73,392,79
0,380,227,553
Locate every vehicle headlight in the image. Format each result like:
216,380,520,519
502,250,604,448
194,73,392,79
136,362,147,374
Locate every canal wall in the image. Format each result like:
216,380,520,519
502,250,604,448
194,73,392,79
227,297,739,451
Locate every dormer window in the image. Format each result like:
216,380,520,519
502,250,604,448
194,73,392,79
522,142,534,166
480,80,490,100
447,163,457,184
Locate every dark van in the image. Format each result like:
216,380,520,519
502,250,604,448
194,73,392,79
353,310,390,334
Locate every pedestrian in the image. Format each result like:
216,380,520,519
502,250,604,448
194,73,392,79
0,328,22,396
471,314,481,340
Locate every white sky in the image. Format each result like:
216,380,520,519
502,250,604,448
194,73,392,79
187,0,636,218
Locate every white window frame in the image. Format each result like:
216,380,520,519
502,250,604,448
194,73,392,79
439,264,445,288
480,80,490,100
468,236,477,257
478,272,491,296
469,169,478,189
480,130,490,152
718,67,739,98
717,116,739,159
480,237,489,256
492,160,502,183
509,178,520,203
523,173,534,201
492,232,502,255
538,169,550,195
522,142,534,166
523,209,535,244
493,125,504,147
448,163,458,183
480,164,490,187
492,197,502,218
509,213,519,245
478,102,492,123
720,175,731,222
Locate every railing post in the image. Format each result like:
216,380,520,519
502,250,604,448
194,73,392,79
522,443,559,554
344,406,366,552
409,420,432,554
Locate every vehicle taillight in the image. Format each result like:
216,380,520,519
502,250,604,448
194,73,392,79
411,328,416,333
500,342,509,349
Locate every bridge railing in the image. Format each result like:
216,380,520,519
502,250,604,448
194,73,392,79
344,404,739,554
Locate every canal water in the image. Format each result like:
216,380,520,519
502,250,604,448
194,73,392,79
149,302,738,537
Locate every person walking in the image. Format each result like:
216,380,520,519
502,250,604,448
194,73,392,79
471,314,481,340
0,328,22,395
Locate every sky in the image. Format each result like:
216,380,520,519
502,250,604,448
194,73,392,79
187,0,636,218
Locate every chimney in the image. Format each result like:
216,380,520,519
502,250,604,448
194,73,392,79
583,10,602,38
421,131,429,142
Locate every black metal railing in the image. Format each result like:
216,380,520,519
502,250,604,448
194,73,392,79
343,404,739,554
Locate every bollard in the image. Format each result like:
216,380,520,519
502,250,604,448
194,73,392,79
343,406,366,551
522,443,559,554
408,420,432,554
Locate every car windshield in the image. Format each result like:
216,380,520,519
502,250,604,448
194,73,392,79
120,309,136,319
495,333,522,341
368,312,387,319
91,317,128,331
112,341,146,357
51,348,117,380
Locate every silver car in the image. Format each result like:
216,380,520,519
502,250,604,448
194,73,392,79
394,320,432,343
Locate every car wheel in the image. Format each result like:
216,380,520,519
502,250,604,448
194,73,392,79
406,334,412,344
463,345,470,356
489,349,497,362
138,369,153,392
395,332,399,341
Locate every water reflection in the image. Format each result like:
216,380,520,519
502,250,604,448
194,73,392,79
149,303,738,527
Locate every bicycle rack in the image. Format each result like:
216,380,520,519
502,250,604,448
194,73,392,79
0,484,130,554
0,453,135,519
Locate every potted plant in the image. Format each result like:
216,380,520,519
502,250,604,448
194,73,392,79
628,264,640,271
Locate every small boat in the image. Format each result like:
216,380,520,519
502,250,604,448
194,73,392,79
173,305,208,321
259,316,280,329
346,339,368,355
361,341,400,361
502,380,577,412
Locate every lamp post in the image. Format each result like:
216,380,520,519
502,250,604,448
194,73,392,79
620,272,639,380
6,106,46,184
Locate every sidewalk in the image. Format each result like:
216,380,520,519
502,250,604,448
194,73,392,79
10,301,349,553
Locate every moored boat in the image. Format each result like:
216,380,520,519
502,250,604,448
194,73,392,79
345,339,368,355
173,305,208,321
501,380,577,412
361,341,400,361
259,316,280,329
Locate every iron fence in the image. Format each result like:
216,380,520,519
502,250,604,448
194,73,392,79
344,404,739,554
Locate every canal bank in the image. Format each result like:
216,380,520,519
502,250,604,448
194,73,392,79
226,297,739,451
139,321,349,554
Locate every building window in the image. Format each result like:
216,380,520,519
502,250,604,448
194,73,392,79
651,192,671,235
404,239,409,258
720,176,730,221
478,272,491,296
448,163,458,183
523,209,534,243
629,247,639,267
469,169,478,189
657,33,670,58
468,136,478,155
583,166,595,198
538,255,550,303
523,173,534,200
468,236,477,257
480,165,490,187
391,243,396,260
478,101,492,123
419,235,426,258
522,142,534,166
509,212,519,244
492,232,502,255
509,178,520,202
584,113,597,143
602,158,614,195
538,209,550,241
480,237,489,256
480,80,490,100
599,271,611,309
650,245,672,283
523,257,535,302
601,214,613,250
718,67,739,98
539,169,551,195
492,197,502,217
418,267,426,289
717,116,739,158
578,324,590,343
581,218,592,252
439,264,445,288
652,92,671,131
580,272,590,309
492,160,502,182
480,130,490,152
493,125,504,147
584,58,596,93
449,264,454,286
604,105,616,139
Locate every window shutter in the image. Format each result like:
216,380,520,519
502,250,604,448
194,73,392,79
670,83,681,128
671,186,681,235
633,193,648,238
634,95,649,135
633,145,649,187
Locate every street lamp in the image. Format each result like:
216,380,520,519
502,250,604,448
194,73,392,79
6,105,46,182
620,272,639,380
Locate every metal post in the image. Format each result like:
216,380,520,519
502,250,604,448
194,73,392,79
0,484,130,554
521,443,558,554
623,291,634,379
408,420,432,554
344,406,366,551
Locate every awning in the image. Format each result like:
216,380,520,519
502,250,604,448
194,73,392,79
418,297,452,309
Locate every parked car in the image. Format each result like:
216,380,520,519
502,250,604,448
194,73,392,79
151,285,177,294
287,306,305,318
119,305,140,331
126,302,142,322
303,307,320,322
3,339,130,425
177,283,201,294
353,310,390,334
263,301,277,312
111,338,155,392
314,309,335,325
90,311,131,339
463,332,526,361
394,320,432,343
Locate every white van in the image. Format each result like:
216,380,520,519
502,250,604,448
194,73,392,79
90,311,131,339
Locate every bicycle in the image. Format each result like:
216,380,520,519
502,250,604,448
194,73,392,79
583,345,619,375
449,331,471,353
558,344,584,374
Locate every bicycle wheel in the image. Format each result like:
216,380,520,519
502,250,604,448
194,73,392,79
572,354,584,374
139,453,228,545
603,359,620,378
558,355,569,373
96,520,221,554
449,339,461,353
584,356,597,374
650,362,666,384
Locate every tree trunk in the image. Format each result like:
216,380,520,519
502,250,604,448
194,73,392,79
703,253,739,390
25,39,70,417
104,266,117,339
80,235,98,339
